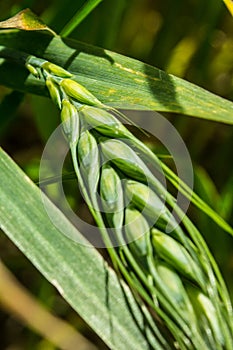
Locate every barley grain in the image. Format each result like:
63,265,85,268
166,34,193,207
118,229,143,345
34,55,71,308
60,79,103,107
61,99,79,145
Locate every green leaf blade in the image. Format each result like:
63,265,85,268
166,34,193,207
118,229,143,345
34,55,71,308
0,147,164,350
0,30,232,124
60,0,104,37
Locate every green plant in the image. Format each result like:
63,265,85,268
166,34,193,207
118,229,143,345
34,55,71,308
0,3,233,350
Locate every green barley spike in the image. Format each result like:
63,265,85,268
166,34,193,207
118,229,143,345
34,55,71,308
35,56,233,349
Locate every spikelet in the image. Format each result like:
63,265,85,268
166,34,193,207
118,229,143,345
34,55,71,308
78,129,99,194
152,229,205,289
60,78,104,107
124,207,149,257
42,61,73,78
100,164,124,228
79,105,132,139
46,77,62,108
60,99,79,145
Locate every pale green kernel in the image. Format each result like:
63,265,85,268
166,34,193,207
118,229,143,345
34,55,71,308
78,130,100,193
125,180,185,238
42,61,73,78
79,105,132,139
25,63,40,78
61,99,79,145
124,207,149,256
187,286,224,346
100,139,150,183
152,229,205,288
46,77,62,108
125,181,166,221
155,261,195,319
60,79,103,107
100,165,123,212
100,165,124,228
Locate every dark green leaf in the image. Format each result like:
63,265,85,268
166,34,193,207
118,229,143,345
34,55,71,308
0,30,232,124
0,147,166,350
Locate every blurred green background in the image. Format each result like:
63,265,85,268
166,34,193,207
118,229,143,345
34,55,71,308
0,0,233,349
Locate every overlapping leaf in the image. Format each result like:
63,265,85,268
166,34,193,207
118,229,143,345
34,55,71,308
0,30,232,124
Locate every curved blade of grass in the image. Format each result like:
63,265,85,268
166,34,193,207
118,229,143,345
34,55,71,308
60,0,104,37
160,161,233,236
222,0,233,16
0,147,167,350
0,30,232,124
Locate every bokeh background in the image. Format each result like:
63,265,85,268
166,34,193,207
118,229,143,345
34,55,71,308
0,1,233,349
